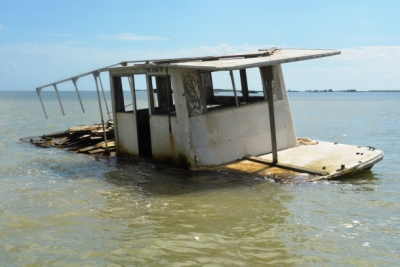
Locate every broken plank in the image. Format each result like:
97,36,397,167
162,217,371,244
42,130,69,138
98,141,115,149
95,139,115,148
80,134,91,140
69,124,103,133
88,148,105,154
50,136,70,146
78,145,98,153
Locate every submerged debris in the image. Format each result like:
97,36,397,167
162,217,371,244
20,121,115,156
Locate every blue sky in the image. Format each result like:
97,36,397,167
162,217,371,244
1,0,399,91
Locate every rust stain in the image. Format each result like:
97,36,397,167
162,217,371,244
169,131,174,150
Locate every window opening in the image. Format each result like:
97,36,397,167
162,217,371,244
203,70,239,111
245,67,265,99
148,75,175,116
133,74,149,110
112,76,135,113
133,74,151,157
202,68,269,112
121,77,133,112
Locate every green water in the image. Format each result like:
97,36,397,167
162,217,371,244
0,91,399,266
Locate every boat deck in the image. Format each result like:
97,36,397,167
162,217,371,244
222,141,384,182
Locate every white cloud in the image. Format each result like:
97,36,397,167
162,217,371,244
283,45,400,90
336,46,400,63
97,33,166,41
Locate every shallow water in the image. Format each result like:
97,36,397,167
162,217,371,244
0,91,399,266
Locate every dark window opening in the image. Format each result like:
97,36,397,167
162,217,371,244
148,75,176,116
112,76,137,113
133,74,152,157
201,66,283,112
111,74,152,158
202,68,268,112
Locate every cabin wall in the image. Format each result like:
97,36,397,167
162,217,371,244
150,116,190,166
109,73,140,157
275,64,297,141
188,64,297,167
115,112,139,156
109,64,297,169
188,101,295,166
147,68,203,168
166,68,202,168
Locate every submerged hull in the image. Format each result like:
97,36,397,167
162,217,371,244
22,126,384,182
22,126,383,182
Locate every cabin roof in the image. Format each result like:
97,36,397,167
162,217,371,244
135,48,340,71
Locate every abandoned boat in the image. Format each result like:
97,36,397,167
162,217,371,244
33,47,383,181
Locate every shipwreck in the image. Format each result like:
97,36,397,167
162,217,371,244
28,47,384,182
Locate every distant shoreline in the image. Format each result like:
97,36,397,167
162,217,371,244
298,90,400,93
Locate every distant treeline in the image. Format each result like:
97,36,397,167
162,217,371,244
301,90,400,92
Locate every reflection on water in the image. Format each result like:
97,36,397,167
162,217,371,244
99,160,296,266
1,91,400,266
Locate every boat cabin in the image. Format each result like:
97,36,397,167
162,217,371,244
35,48,384,181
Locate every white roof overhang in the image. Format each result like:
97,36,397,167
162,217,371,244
152,49,340,71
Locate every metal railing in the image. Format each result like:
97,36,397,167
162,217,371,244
36,50,276,119
36,62,123,119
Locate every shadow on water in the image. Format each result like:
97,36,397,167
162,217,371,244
90,157,302,266
102,157,275,195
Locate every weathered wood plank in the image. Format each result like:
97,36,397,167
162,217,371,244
95,139,115,148
88,148,105,154
69,124,103,133
78,145,97,153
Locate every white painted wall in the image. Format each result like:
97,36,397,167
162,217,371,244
150,115,189,166
189,100,297,167
115,112,139,157
185,64,297,168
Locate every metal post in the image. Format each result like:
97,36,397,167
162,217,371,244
128,75,133,91
229,70,239,106
36,88,48,119
146,75,155,115
240,69,249,103
128,76,137,113
72,78,85,113
98,74,111,120
93,72,110,155
53,84,65,115
263,66,278,163
260,69,268,100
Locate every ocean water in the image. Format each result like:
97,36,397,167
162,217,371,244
0,91,399,266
